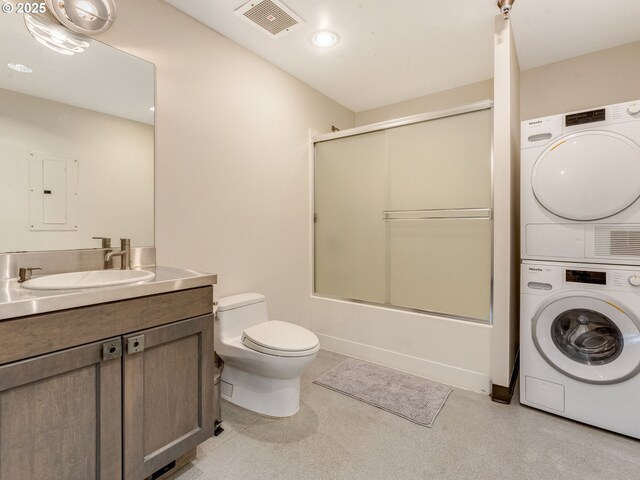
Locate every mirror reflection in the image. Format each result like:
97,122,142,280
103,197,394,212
0,12,154,253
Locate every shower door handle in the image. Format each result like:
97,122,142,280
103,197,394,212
382,208,492,221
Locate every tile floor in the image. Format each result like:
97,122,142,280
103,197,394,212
174,350,639,480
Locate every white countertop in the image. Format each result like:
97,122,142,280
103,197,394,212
0,266,216,321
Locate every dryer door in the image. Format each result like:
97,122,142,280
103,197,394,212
531,131,640,220
532,292,640,384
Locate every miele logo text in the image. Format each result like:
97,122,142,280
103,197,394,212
529,268,543,271
528,121,543,125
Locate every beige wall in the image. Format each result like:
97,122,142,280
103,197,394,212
355,79,493,126
99,0,355,327
521,40,640,120
0,88,153,253
355,41,640,126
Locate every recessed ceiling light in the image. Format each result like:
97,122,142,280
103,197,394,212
311,31,339,48
7,63,34,74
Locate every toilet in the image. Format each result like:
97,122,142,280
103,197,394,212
215,293,319,417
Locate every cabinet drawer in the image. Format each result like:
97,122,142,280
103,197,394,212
0,286,213,365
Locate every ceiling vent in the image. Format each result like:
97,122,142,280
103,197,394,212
234,0,306,39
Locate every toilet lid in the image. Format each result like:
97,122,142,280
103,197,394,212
242,321,319,357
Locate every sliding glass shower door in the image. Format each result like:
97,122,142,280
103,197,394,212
314,106,492,323
314,130,387,304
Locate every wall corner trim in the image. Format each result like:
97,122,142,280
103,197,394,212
490,349,520,404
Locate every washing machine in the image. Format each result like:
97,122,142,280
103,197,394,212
520,260,640,438
521,100,640,265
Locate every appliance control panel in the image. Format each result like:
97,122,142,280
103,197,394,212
521,99,640,149
522,262,640,294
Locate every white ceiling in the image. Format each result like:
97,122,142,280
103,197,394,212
165,0,640,113
0,12,155,124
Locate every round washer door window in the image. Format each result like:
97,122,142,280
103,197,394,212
550,308,623,365
532,131,640,220
532,293,640,384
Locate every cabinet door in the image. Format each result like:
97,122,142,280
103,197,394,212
123,314,214,480
0,338,122,480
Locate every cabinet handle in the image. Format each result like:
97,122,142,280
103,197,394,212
127,335,145,354
102,340,122,360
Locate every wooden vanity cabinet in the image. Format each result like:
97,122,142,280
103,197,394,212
0,286,214,480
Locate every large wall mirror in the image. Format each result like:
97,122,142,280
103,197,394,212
0,12,154,253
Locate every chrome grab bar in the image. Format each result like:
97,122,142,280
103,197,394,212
382,208,492,221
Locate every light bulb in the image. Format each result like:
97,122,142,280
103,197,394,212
311,31,339,48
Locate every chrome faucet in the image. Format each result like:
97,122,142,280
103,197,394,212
18,267,42,283
105,238,131,270
93,236,112,269
92,236,112,249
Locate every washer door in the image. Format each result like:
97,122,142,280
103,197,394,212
531,131,640,220
532,292,640,384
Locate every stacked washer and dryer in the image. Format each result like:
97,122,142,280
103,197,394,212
520,100,640,438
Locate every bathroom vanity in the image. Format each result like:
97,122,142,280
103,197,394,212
0,251,217,480
0,11,201,477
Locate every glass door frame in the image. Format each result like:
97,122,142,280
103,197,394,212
311,100,495,325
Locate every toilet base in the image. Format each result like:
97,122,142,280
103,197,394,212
221,364,301,417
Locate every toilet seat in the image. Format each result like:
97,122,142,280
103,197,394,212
242,320,319,357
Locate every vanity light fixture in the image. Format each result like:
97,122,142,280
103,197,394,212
311,31,339,48
45,0,117,35
7,63,34,73
24,12,91,55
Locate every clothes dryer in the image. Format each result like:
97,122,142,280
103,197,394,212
521,100,640,265
520,261,640,438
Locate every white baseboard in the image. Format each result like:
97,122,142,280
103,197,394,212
316,333,491,394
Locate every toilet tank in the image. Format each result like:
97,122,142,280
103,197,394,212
216,293,269,339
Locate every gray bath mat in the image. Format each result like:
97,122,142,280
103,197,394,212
313,358,452,427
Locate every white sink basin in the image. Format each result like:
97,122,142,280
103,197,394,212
21,270,156,290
